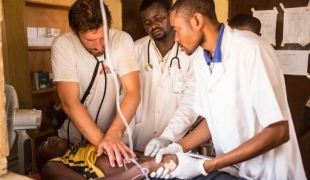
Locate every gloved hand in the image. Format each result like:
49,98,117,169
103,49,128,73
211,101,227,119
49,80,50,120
149,158,178,179
170,152,208,179
144,137,172,157
149,167,171,179
155,143,183,163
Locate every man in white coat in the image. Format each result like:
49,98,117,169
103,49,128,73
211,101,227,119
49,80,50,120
133,0,198,156
154,0,307,179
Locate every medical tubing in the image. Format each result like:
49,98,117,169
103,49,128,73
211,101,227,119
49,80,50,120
99,1,148,179
123,158,150,180
99,0,133,155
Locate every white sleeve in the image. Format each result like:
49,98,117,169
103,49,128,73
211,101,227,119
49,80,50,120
161,55,198,142
110,30,139,77
51,34,79,83
245,41,289,127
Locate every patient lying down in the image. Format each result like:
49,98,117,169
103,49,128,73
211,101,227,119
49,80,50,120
37,136,177,180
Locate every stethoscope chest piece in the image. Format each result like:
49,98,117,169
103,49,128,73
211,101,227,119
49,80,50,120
145,63,153,72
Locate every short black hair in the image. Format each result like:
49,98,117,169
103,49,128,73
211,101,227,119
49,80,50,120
139,0,171,14
171,0,218,24
229,14,261,35
68,0,112,33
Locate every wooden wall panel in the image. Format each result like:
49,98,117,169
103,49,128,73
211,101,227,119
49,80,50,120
25,4,70,32
2,0,33,109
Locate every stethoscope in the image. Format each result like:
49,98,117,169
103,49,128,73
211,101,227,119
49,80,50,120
145,39,180,72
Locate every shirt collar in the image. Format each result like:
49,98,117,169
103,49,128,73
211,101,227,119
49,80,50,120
203,23,225,64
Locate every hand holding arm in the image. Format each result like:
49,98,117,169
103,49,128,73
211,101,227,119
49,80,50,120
170,152,207,179
144,137,172,157
155,143,183,163
155,119,211,164
151,152,208,179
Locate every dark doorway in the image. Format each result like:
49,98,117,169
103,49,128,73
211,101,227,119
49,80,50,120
122,0,147,41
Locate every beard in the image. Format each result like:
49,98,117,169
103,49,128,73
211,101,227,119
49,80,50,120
77,35,105,57
151,28,167,41
86,48,105,57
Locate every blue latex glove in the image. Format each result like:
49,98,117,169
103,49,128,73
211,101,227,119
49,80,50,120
144,137,171,157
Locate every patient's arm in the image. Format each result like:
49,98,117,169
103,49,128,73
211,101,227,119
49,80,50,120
41,152,178,180
42,161,87,180
96,153,178,180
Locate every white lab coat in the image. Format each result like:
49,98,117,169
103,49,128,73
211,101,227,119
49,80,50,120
193,25,306,179
133,36,198,151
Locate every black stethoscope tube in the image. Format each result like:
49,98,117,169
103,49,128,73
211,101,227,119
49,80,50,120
146,39,180,71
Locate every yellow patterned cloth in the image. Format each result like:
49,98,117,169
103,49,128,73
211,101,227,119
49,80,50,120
50,141,104,180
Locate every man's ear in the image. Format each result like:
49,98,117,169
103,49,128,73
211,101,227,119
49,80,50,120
191,13,204,30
